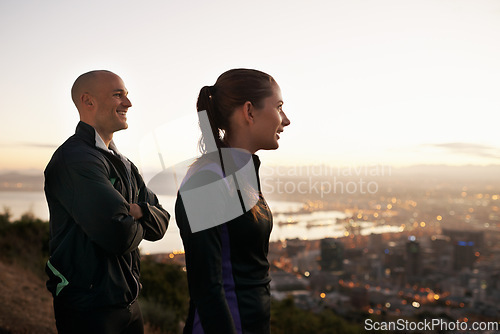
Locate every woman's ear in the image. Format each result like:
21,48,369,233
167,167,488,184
242,101,254,124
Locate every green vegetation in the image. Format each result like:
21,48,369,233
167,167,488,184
0,207,50,277
271,297,365,334
139,257,189,333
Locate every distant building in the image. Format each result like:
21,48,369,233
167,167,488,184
368,233,384,253
442,228,484,249
308,270,339,292
442,229,484,271
270,271,308,292
430,234,451,254
453,242,476,271
383,241,406,286
405,237,421,283
383,241,405,271
319,238,344,271
367,254,383,282
285,238,306,257
349,286,369,309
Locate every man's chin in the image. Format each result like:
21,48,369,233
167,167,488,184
115,124,128,132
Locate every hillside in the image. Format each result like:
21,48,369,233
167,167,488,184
0,261,56,334
0,210,184,334
0,261,165,334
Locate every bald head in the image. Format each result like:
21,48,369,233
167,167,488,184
71,70,119,108
70,70,132,145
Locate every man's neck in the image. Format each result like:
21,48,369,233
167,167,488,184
94,130,113,150
94,128,113,148
79,119,113,147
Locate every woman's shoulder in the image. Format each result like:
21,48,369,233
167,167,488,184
180,153,225,190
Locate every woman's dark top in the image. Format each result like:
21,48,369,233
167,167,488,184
175,150,273,334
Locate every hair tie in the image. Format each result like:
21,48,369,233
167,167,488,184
208,85,216,99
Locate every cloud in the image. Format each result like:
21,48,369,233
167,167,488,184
22,142,59,149
423,142,500,159
0,142,58,149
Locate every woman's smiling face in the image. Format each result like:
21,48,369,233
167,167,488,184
250,83,291,151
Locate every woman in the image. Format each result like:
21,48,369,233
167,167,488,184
175,68,290,334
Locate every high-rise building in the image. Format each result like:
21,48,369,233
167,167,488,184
383,241,405,271
430,235,453,272
453,241,476,271
442,229,483,271
285,238,306,257
368,233,384,254
405,237,421,282
320,238,344,271
442,228,484,249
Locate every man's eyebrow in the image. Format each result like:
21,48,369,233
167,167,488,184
113,89,128,94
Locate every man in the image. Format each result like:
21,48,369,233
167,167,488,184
44,70,170,334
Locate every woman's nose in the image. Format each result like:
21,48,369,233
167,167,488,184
281,111,291,127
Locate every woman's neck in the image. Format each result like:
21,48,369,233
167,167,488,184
223,134,256,154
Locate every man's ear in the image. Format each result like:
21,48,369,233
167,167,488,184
242,101,254,124
81,93,94,107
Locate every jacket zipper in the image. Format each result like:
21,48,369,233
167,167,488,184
112,154,141,307
97,145,142,308
129,257,140,307
124,163,140,306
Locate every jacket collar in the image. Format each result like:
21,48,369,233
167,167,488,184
76,121,132,176
75,121,98,147
75,121,120,154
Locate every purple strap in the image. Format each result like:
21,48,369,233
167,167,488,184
220,224,243,333
191,224,242,333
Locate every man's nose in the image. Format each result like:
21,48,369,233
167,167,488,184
123,96,132,108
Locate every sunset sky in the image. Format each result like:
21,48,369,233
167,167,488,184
1,0,499,175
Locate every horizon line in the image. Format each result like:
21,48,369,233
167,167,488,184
2,163,500,175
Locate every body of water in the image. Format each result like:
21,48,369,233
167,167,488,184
0,191,49,221
0,191,400,254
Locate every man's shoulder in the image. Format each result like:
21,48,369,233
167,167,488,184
49,134,106,168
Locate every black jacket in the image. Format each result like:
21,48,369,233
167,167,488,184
175,151,272,333
44,121,170,310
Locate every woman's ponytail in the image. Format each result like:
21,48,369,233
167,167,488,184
197,86,225,153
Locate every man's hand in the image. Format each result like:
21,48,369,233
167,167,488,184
129,203,143,220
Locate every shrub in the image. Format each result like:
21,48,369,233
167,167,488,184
139,257,189,333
